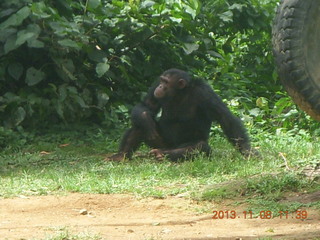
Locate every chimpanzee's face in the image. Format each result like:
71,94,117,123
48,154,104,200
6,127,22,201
154,74,187,99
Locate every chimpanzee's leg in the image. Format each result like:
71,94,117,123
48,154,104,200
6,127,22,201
150,140,211,161
107,128,143,161
119,128,144,155
107,105,166,161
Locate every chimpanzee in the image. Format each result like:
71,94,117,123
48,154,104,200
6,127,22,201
108,68,253,161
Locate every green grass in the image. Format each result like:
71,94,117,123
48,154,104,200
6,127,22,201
0,127,319,213
44,228,102,240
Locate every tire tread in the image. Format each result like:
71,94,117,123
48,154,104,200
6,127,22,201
272,0,320,120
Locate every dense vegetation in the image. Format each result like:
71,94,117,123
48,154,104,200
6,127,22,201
1,0,317,129
1,0,320,147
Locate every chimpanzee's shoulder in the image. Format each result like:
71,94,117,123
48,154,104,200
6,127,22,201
190,78,215,94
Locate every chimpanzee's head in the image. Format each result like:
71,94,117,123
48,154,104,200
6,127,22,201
154,69,190,99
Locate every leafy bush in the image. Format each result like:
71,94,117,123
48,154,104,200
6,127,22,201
1,0,318,133
0,126,29,149
0,0,208,128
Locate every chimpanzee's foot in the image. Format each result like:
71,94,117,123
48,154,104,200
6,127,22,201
149,149,165,159
241,147,261,158
104,152,128,161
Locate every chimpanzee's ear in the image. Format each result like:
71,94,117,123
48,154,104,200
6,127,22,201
178,78,187,89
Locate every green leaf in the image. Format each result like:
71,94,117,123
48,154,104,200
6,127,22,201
229,4,244,11
4,35,18,54
88,0,101,9
183,43,199,55
98,92,110,108
0,28,16,42
272,98,292,115
4,92,18,102
8,63,24,80
74,96,87,108
187,0,201,14
58,39,80,50
25,67,45,86
31,2,51,18
13,107,26,126
218,11,233,23
4,26,40,53
256,97,269,110
49,83,57,93
27,39,45,48
185,6,197,19
67,86,78,94
0,6,31,29
96,62,110,78
61,59,76,81
0,9,15,19
248,18,254,27
55,101,65,120
88,49,109,62
249,108,261,117
112,0,125,8
26,24,41,35
208,51,223,59
16,31,36,46
169,17,182,23
141,1,155,8
58,85,67,101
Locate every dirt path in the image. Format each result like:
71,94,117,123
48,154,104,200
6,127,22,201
0,193,319,240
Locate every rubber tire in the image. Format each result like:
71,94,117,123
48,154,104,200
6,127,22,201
272,0,320,121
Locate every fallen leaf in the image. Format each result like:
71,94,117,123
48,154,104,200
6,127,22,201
59,144,70,147
40,151,50,155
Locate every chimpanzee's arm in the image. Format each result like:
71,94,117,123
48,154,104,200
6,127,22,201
130,84,165,147
131,82,160,125
205,91,252,155
107,85,163,161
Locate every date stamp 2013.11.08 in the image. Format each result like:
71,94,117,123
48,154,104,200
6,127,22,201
212,210,308,220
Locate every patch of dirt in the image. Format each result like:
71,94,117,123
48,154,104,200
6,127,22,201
0,193,319,240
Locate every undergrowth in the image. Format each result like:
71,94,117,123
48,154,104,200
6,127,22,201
0,125,319,215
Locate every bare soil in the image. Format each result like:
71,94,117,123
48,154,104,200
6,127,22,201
0,193,319,240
